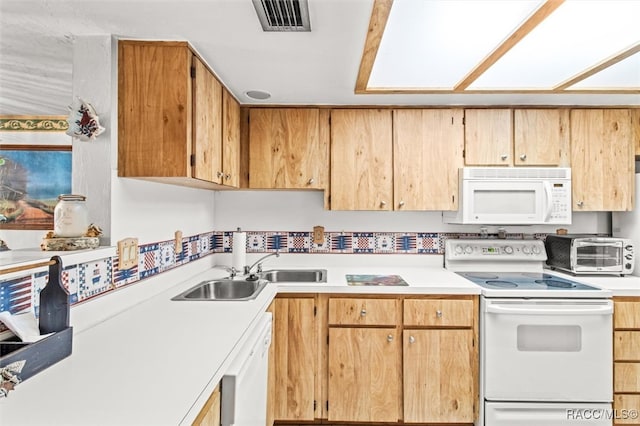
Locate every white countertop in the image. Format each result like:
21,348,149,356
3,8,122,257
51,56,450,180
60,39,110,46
548,271,640,297
1,255,480,425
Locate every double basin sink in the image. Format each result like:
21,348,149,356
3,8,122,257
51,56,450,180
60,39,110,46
172,269,327,301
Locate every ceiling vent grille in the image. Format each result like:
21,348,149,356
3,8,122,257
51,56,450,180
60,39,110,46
252,0,311,32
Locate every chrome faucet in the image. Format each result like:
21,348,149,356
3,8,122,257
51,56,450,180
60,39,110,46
244,251,280,275
220,266,237,278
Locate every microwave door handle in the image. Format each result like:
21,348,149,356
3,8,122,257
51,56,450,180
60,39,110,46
486,304,613,316
543,181,553,221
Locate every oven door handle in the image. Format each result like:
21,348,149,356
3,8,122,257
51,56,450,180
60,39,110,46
486,304,613,316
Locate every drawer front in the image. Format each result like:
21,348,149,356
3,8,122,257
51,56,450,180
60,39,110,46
614,394,640,425
615,331,640,361
615,300,640,329
329,298,398,326
615,363,640,393
404,299,474,327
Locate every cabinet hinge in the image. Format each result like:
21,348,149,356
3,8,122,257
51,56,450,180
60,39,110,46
326,401,329,411
190,66,196,79
462,116,466,125
451,116,454,125
190,154,195,167
327,334,329,345
462,149,465,159
314,400,317,411
314,306,317,316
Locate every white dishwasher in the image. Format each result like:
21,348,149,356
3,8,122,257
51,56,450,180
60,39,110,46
221,312,272,426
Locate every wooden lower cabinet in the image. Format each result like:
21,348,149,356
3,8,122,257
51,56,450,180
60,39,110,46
614,297,640,426
192,384,220,426
327,327,402,422
403,329,475,423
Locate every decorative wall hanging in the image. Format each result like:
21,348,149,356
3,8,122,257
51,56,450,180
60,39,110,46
65,98,105,141
0,145,72,230
0,116,68,132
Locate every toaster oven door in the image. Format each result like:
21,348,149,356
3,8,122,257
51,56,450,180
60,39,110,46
573,240,623,273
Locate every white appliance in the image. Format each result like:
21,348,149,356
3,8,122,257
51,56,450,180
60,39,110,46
443,167,571,225
612,171,640,276
445,239,612,426
221,312,272,426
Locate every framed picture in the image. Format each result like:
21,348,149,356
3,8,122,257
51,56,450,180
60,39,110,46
0,145,72,230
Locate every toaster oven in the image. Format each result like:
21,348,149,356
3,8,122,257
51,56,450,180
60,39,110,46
545,234,634,275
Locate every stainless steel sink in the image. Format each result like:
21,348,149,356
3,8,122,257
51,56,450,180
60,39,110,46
259,269,327,283
172,279,268,301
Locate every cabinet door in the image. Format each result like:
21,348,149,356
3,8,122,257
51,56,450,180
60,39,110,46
118,41,192,178
571,109,633,211
393,109,464,210
464,109,513,166
272,297,316,421
633,109,640,157
192,384,220,426
249,108,329,190
404,329,475,423
331,109,393,210
222,89,240,187
514,109,568,166
328,327,401,422
192,55,222,183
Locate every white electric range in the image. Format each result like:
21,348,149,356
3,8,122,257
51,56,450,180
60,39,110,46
445,239,613,426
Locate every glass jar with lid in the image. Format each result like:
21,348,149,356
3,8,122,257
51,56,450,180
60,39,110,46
54,194,89,237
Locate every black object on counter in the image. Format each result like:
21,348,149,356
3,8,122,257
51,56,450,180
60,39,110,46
38,256,70,334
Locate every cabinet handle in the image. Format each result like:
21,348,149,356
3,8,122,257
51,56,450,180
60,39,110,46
217,171,223,178
225,174,231,180
360,309,367,317
308,178,315,185
500,154,508,161
409,336,415,344
519,154,527,161
577,201,584,207
387,334,394,342
436,310,443,318
380,200,387,208
398,200,405,208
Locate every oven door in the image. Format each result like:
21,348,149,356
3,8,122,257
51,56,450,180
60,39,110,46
485,402,613,426
573,240,623,273
482,298,612,402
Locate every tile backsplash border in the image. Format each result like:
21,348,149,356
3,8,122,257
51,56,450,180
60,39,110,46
0,230,549,333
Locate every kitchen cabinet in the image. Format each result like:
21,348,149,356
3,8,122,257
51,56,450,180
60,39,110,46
403,297,477,423
570,109,634,211
222,89,241,187
464,109,513,166
327,297,401,422
271,295,317,422
118,40,240,189
192,384,220,426
249,108,329,197
632,109,640,156
393,109,464,210
330,109,393,210
266,301,275,426
614,297,640,425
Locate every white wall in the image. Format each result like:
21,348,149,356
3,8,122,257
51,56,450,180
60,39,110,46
213,190,610,235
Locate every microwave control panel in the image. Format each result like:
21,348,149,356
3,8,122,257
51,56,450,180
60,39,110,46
549,181,571,222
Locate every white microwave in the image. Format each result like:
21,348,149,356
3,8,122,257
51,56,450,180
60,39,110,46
443,167,572,225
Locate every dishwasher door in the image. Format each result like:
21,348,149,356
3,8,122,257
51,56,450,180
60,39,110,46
221,312,272,426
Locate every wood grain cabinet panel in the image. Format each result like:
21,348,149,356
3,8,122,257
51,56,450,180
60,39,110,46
614,298,640,426
615,300,640,329
393,109,464,210
330,109,393,210
570,109,634,211
615,331,640,361
403,329,475,423
632,109,640,156
192,384,220,426
614,395,640,425
222,89,241,187
615,363,640,393
327,327,401,423
464,109,513,166
249,108,329,191
404,298,474,327
513,109,568,166
328,298,398,326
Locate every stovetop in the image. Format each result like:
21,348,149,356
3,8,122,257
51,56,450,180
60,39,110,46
456,271,601,291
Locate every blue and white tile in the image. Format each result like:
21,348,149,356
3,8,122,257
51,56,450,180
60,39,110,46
353,232,375,254
158,240,176,272
247,232,266,252
113,256,140,288
0,274,32,314
266,232,285,252
78,258,113,301
310,233,332,253
329,232,353,253
61,264,79,304
417,233,440,254
395,233,417,253
374,233,396,253
287,232,311,253
31,271,48,316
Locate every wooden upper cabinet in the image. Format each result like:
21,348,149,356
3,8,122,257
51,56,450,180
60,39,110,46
464,109,513,166
249,108,329,191
222,89,240,187
119,41,192,179
571,109,634,211
514,109,568,166
632,109,640,156
330,109,393,210
393,109,464,210
192,55,222,183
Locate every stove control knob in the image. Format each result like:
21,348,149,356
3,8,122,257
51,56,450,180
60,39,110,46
455,245,463,254
626,254,633,260
532,245,541,254
464,245,473,254
523,246,530,254
626,263,633,270
504,246,513,254
625,245,633,251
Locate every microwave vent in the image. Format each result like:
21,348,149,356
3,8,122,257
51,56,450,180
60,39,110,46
464,167,570,180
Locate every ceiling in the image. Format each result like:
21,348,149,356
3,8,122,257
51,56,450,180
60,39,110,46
0,0,639,116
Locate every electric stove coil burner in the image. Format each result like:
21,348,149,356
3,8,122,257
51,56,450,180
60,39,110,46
484,280,519,288
465,273,499,280
535,279,575,288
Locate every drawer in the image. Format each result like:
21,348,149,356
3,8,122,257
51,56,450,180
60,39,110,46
615,300,640,329
615,331,640,361
404,298,474,327
615,363,640,393
328,298,398,326
614,394,640,425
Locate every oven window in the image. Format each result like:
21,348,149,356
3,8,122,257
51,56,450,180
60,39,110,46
517,325,582,352
474,190,535,214
576,245,621,267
